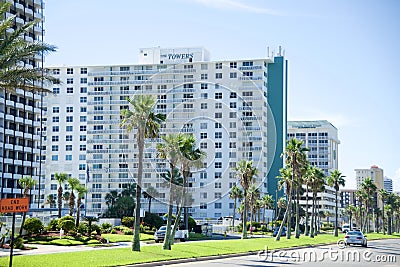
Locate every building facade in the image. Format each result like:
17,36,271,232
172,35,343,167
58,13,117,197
340,189,357,208
355,165,384,191
384,176,393,193
287,120,340,215
0,0,45,208
42,47,287,219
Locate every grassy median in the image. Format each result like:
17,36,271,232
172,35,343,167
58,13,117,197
1,233,398,267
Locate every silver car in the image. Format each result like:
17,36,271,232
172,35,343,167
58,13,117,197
344,231,367,247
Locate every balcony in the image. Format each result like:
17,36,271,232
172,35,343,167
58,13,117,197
238,65,263,71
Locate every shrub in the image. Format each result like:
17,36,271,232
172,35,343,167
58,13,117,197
23,217,44,235
101,222,113,234
58,219,76,233
77,223,89,235
123,229,133,235
110,228,117,234
121,217,135,228
91,224,101,235
143,213,163,229
188,216,197,230
47,219,59,231
139,224,145,233
13,237,24,249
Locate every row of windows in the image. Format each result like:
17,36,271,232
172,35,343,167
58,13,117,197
52,125,88,132
51,144,87,151
53,116,87,123
52,107,87,113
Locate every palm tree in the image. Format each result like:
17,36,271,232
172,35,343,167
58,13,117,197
303,164,312,236
360,177,377,232
17,176,36,236
275,167,292,241
276,197,287,222
309,167,325,238
282,138,309,239
234,160,258,239
120,94,165,252
378,189,389,234
54,173,68,218
67,177,80,216
345,204,357,229
326,170,346,236
247,184,261,233
261,194,274,224
75,185,87,227
105,190,119,209
45,194,56,208
143,186,159,214
229,185,243,230
157,133,184,250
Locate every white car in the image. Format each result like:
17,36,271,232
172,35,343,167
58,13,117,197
154,225,189,243
344,231,367,247
342,224,350,233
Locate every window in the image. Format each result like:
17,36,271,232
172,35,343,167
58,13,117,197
201,64,208,70
67,68,73,74
66,116,73,122
243,72,253,77
52,116,59,123
80,97,87,103
215,142,222,148
215,173,222,179
53,69,60,75
215,113,222,118
79,154,86,160
229,152,236,158
51,184,57,190
80,135,86,141
66,155,72,161
66,126,73,132
200,142,207,149
215,93,222,99
94,116,103,121
215,103,222,109
230,92,237,98
230,62,237,68
79,145,86,151
53,88,60,94
80,78,87,84
66,135,72,141
215,132,222,138
80,68,87,74
79,164,86,170
214,203,222,209
215,162,222,168
215,152,222,158
230,102,237,108
66,106,73,113
230,132,237,138
66,145,72,151
200,133,207,139
52,136,59,142
242,61,253,66
215,73,222,79
215,62,222,69
201,74,208,80
66,78,73,84
201,103,208,109
200,203,207,209
93,125,103,130
230,72,237,78
215,192,222,199
80,126,86,131
53,107,59,113
215,122,222,128
200,123,207,129
200,172,207,179
80,107,87,112
52,126,59,132
66,87,73,93
201,83,208,90
229,112,236,118
80,87,87,93
52,155,58,161
230,122,236,128
229,142,236,148
80,116,87,122
51,145,58,151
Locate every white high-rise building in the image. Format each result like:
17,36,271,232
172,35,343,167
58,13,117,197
384,177,393,193
42,46,288,220
0,0,45,208
287,120,340,214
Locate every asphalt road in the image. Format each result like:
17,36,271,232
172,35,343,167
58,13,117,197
163,239,400,267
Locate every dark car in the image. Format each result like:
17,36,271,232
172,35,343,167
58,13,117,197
272,226,287,237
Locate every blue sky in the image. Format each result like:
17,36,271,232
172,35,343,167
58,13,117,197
44,0,400,190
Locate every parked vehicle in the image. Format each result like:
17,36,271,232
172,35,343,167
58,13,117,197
272,226,287,237
344,231,367,247
154,225,189,243
341,224,350,233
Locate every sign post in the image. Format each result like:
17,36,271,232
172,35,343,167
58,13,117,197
0,198,29,267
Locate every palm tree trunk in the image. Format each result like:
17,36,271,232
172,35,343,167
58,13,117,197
334,189,339,236
58,186,62,218
148,197,152,214
132,132,144,252
76,198,81,227
286,190,292,239
310,192,316,238
382,204,385,234
275,193,291,241
232,198,236,231
295,187,300,238
242,192,248,239
305,186,309,236
163,162,175,250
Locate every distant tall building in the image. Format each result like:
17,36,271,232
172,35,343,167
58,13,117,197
384,177,393,193
355,165,384,191
287,120,340,214
340,189,357,208
0,0,45,208
42,46,288,219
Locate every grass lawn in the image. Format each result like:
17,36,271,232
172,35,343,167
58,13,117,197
1,233,399,267
101,233,154,243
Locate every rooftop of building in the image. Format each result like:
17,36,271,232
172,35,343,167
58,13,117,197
287,120,337,130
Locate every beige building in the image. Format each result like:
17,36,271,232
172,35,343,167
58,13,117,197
355,165,384,191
